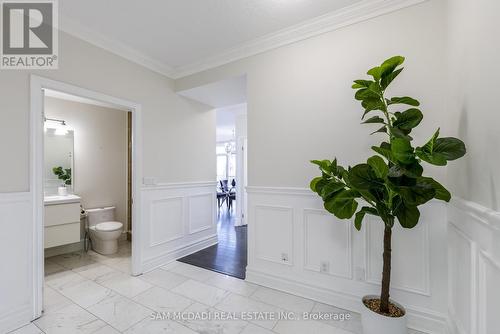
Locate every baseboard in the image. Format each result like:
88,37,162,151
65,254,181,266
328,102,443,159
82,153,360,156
0,303,33,334
141,234,218,273
246,268,447,334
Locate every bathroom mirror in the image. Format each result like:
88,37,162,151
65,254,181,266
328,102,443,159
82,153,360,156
44,128,74,195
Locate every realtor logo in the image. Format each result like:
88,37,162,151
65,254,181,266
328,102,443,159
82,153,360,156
1,0,58,69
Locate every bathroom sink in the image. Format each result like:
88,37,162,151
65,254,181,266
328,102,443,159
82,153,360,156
44,194,81,206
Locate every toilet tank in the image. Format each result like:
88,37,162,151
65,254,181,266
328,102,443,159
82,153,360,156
86,207,116,226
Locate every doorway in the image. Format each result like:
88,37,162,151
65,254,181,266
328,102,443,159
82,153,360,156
30,76,143,318
178,103,248,279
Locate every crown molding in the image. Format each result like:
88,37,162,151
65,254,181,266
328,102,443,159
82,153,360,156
59,16,176,78
59,0,427,80
170,0,428,78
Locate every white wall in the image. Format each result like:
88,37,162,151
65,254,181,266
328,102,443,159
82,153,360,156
445,0,500,333
176,1,450,332
0,32,215,193
445,0,500,212
44,97,128,224
0,31,215,332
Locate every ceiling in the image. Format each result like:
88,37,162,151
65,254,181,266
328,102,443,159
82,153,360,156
59,0,368,78
178,75,246,108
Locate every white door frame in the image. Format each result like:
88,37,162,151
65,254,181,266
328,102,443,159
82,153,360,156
30,75,143,318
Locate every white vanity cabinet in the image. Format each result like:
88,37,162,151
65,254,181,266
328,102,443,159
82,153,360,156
44,195,81,248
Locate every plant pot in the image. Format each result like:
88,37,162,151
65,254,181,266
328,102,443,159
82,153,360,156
57,186,68,196
361,295,407,334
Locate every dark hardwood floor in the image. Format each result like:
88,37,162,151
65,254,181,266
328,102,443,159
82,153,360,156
178,206,247,279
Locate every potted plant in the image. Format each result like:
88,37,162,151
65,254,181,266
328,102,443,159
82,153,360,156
53,166,71,196
310,56,466,334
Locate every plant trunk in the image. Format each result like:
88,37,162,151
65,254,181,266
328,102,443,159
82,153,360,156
380,225,392,314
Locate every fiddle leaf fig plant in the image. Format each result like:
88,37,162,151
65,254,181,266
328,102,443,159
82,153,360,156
310,56,466,315
53,166,72,186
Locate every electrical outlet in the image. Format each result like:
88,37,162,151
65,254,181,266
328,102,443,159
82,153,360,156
320,261,330,274
281,253,289,262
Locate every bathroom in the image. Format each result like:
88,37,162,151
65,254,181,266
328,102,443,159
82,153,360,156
43,90,132,273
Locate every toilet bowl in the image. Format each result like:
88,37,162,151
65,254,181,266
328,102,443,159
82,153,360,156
86,207,123,255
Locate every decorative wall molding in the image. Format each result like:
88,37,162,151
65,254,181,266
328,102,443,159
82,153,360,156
365,218,431,296
448,197,500,334
142,235,218,273
172,0,428,78
254,205,294,266
246,267,448,334
188,193,216,234
140,182,217,273
303,208,353,279
59,17,176,78
59,0,428,79
149,197,184,247
142,181,217,191
0,192,33,333
246,186,447,334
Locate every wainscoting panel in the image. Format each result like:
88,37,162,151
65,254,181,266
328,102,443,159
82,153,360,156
366,217,430,296
478,251,500,334
246,186,448,334
140,182,217,272
303,208,352,279
149,197,184,246
254,205,294,265
448,198,500,334
188,193,215,234
0,192,34,333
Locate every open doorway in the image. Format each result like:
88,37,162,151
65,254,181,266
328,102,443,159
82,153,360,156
30,76,143,318
177,76,248,279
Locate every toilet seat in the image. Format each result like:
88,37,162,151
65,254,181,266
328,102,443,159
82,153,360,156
91,221,123,232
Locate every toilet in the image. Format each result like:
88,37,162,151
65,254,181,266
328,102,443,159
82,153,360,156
86,206,123,255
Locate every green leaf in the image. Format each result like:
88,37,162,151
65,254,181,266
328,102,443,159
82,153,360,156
352,80,374,89
388,96,420,106
371,126,387,135
387,162,423,178
434,137,466,161
367,156,388,179
381,68,403,90
367,66,382,81
391,177,436,205
395,203,420,228
362,99,385,116
393,108,423,130
321,181,345,200
311,159,332,174
349,164,382,190
324,190,359,219
390,127,413,141
355,88,380,101
310,177,324,193
362,116,385,124
354,206,379,231
416,129,466,165
391,138,415,164
372,142,394,162
420,177,451,202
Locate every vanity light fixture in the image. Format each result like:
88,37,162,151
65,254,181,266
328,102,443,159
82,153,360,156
44,117,69,135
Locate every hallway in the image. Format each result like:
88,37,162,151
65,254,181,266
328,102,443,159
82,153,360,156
178,207,248,279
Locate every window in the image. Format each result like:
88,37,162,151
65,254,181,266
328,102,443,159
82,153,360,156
217,141,236,182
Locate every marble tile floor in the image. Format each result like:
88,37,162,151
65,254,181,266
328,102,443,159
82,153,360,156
9,240,426,334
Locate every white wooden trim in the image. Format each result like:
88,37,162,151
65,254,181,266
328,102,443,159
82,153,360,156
141,181,217,191
30,75,144,320
59,0,428,79
246,268,448,334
